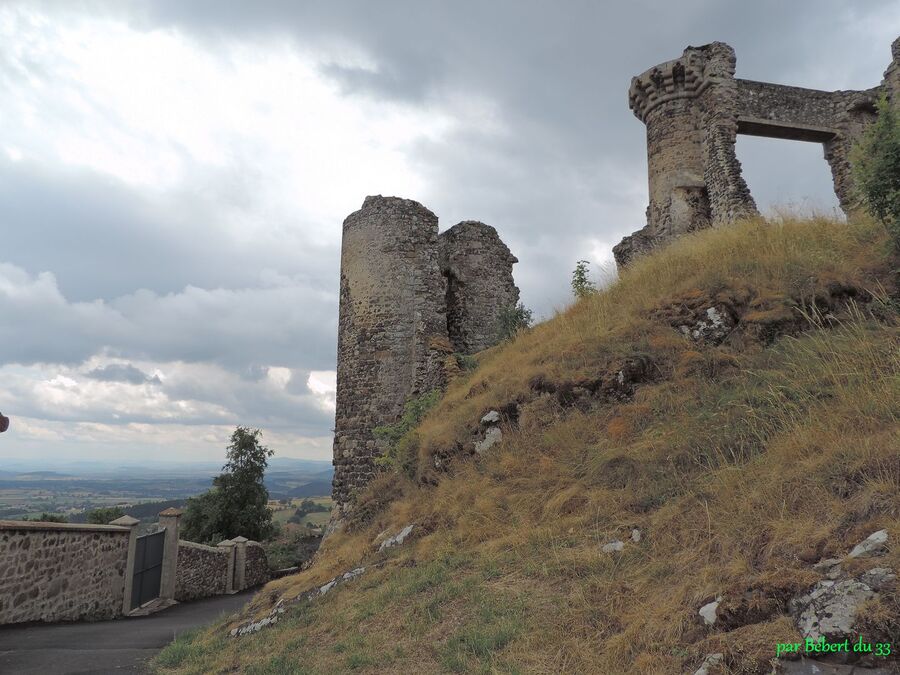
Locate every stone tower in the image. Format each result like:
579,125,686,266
615,36,900,268
331,197,519,517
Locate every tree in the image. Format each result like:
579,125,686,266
852,94,900,249
86,506,125,524
571,260,597,299
497,302,533,341
181,427,276,545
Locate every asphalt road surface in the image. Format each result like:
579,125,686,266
0,590,255,674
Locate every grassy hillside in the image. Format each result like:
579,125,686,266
155,215,899,674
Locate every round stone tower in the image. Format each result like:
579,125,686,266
616,42,756,267
331,196,451,515
439,221,519,354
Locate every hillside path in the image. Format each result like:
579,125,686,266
0,590,254,674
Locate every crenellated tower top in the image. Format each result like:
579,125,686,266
628,42,736,122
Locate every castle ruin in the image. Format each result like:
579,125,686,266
614,37,900,267
331,196,518,516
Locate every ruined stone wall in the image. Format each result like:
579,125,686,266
244,542,270,588
175,540,228,602
615,37,898,268
0,521,129,624
439,221,520,354
332,197,519,516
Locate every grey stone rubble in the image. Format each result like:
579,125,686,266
791,569,896,641
693,652,723,675
789,530,894,642
847,529,888,559
814,558,844,580
474,409,503,455
475,427,503,454
378,525,416,552
615,37,900,268
331,197,519,517
230,566,370,638
480,410,501,424
698,596,722,626
680,306,734,343
601,540,625,553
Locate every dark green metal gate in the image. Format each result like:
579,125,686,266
130,530,165,609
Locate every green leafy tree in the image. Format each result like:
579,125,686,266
571,260,597,299
497,302,533,341
852,94,900,249
181,427,276,545
86,506,125,524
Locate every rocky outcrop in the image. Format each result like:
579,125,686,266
789,530,893,643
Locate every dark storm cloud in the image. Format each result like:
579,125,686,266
84,363,160,385
0,159,337,303
0,262,337,370
121,0,899,306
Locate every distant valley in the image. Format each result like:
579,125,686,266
0,458,333,521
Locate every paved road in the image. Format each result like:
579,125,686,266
0,591,255,674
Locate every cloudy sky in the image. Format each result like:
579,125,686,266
1,1,898,464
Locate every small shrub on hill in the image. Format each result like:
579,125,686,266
852,94,900,249
497,302,533,341
374,390,441,476
571,259,597,299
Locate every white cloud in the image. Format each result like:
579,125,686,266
0,6,455,236
306,370,337,413
1,0,895,465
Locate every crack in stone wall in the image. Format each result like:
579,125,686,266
331,197,518,516
615,37,900,268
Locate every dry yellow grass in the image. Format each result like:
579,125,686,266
155,215,899,674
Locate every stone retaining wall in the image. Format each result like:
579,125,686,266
0,521,130,624
175,540,229,602
245,542,270,588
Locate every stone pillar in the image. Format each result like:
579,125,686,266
218,539,236,594
111,515,140,615
232,536,248,592
158,508,182,602
697,42,756,227
439,221,520,354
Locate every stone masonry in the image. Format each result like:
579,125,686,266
175,540,229,602
332,196,519,515
244,542,270,588
614,36,900,268
440,221,520,354
0,513,271,625
0,521,129,624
